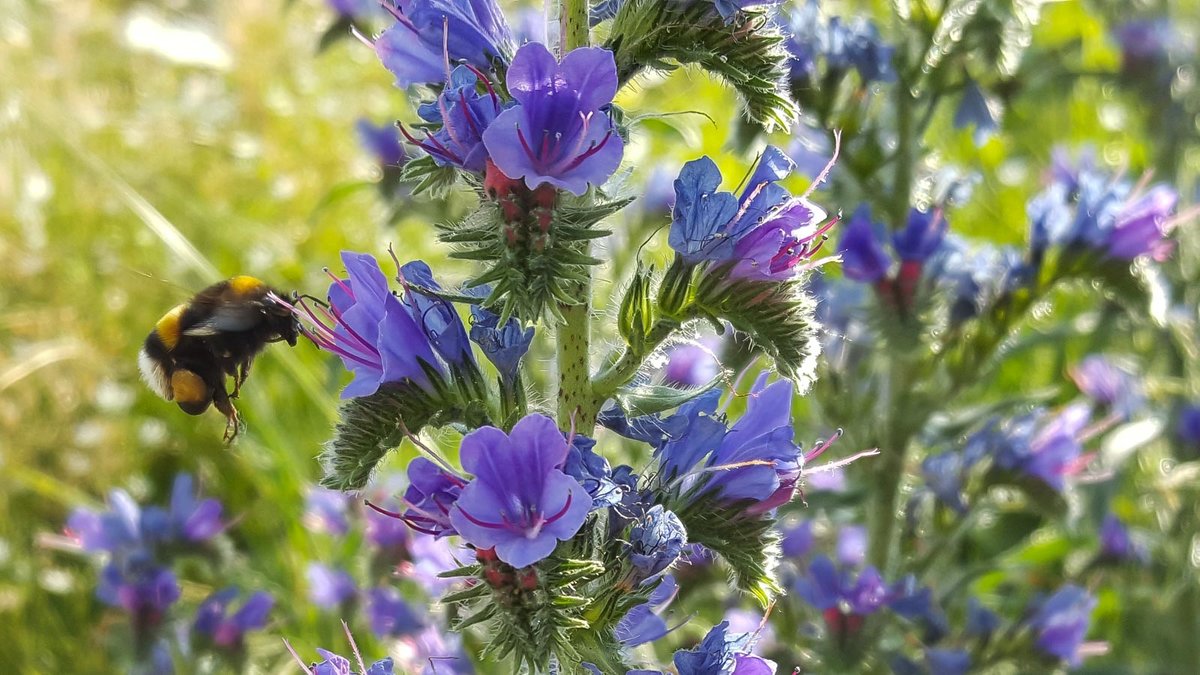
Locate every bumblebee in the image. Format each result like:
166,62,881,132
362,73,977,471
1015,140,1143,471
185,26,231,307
138,276,298,441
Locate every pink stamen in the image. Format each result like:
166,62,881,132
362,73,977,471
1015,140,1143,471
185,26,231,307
323,302,378,357
801,129,842,199
462,63,501,109
542,492,574,526
454,505,509,530
805,448,880,474
804,428,843,463
459,89,482,138
562,129,613,172
516,126,539,163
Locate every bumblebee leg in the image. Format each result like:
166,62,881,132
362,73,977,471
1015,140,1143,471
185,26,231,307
232,360,251,398
212,386,243,443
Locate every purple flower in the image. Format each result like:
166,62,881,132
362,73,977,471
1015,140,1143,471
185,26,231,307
780,519,814,558
836,525,867,567
652,390,727,482
374,0,512,89
327,0,376,18
68,490,143,554
669,147,806,267
1069,355,1143,419
365,501,410,549
892,209,947,264
723,608,774,654
825,17,895,83
309,648,395,675
796,556,888,635
616,575,679,647
1114,19,1174,69
366,587,425,638
888,575,948,642
1106,184,1177,260
1027,585,1096,667
297,252,442,399
396,625,474,674
193,588,274,649
662,336,722,387
953,81,998,146
482,43,623,195
404,66,505,173
703,375,803,513
921,450,971,513
167,474,224,543
306,563,357,609
965,597,1000,638
448,414,593,568
1099,513,1147,563
398,261,476,370
97,562,180,624
625,505,687,585
673,620,773,674
838,205,890,283
356,118,406,168
467,287,534,383
402,533,476,595
991,405,1090,491
926,649,971,675
563,435,629,509
1177,403,1200,447
305,487,352,537
727,196,833,282
400,457,466,538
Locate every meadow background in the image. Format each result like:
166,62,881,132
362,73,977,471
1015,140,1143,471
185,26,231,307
1,0,1199,671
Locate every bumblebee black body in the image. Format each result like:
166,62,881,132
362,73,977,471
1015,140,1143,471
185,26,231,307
138,276,298,441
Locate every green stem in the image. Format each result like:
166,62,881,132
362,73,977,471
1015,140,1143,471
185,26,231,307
552,0,594,432
556,291,600,431
592,319,680,398
559,0,589,52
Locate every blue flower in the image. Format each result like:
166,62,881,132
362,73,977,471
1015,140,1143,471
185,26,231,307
1106,184,1177,260
669,147,811,268
953,81,998,145
467,287,534,383
785,1,823,82
405,66,505,173
366,587,425,638
921,451,970,513
306,563,357,609
836,525,867,566
626,505,687,585
1027,585,1096,667
796,556,888,635
652,389,728,482
308,648,395,675
364,500,409,549
892,210,948,264
926,649,971,675
888,575,948,642
1177,403,1200,448
398,260,476,370
303,251,443,399
97,561,180,623
838,205,890,283
965,597,1000,639
992,404,1090,491
449,414,593,568
374,0,512,89
673,620,774,674
193,588,274,649
482,43,623,195
401,457,466,537
703,375,803,513
826,18,895,83
355,118,406,168
1099,513,1147,564
166,473,224,543
563,434,630,509
662,336,722,387
616,575,679,647
1069,355,1143,420
780,519,813,558
304,487,352,537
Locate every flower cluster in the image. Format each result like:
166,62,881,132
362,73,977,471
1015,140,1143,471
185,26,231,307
785,1,895,87
838,205,948,312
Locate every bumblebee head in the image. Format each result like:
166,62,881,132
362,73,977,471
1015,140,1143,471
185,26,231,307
171,369,213,415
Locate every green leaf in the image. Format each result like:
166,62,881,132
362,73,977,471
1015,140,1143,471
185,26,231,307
613,377,724,417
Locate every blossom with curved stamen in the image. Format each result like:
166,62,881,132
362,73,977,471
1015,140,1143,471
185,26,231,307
448,414,593,568
193,588,274,649
397,260,475,370
467,284,534,384
1069,355,1144,420
838,205,890,283
395,457,466,538
373,0,513,89
402,66,505,173
482,43,624,195
625,505,687,586
672,620,776,674
1027,585,1097,667
283,252,443,399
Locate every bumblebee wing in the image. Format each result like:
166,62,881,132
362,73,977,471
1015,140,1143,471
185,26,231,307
182,302,264,336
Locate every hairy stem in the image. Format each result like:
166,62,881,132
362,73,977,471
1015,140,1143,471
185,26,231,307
592,319,680,398
560,0,589,53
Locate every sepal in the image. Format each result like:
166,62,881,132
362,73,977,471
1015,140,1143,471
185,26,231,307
675,497,782,607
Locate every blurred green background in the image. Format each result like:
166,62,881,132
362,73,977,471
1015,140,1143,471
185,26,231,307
1,0,1197,671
